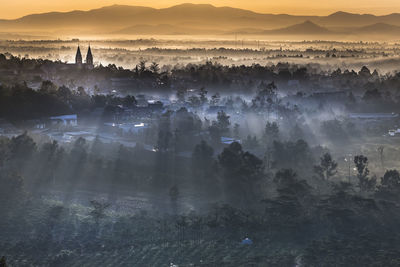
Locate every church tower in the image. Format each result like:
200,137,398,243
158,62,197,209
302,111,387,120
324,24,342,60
75,45,82,65
86,45,93,68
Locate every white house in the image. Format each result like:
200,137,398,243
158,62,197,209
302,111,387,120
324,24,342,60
49,114,78,126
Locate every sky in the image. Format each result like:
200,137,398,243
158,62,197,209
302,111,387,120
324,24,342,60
1,0,400,19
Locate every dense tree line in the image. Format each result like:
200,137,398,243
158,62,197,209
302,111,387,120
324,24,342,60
3,53,400,104
1,132,400,265
2,55,400,265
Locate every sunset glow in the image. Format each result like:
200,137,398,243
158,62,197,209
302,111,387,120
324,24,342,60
2,0,400,266
2,0,400,19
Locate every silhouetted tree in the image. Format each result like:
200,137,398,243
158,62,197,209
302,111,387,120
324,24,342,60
314,153,338,180
138,60,147,74
272,139,314,172
39,80,57,94
252,81,278,110
198,87,208,105
273,169,311,197
354,155,376,192
218,142,263,206
210,93,220,105
149,62,160,74
122,95,137,107
379,169,400,194
216,110,230,134
8,132,36,166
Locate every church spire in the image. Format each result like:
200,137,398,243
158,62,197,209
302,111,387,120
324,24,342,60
75,45,82,65
86,45,93,67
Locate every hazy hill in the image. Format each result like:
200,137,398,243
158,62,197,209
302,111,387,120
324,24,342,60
0,4,316,33
262,21,333,35
318,11,400,27
114,24,223,35
0,4,303,32
355,23,400,35
1,3,400,37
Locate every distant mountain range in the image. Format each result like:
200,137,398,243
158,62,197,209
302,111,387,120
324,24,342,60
1,3,400,37
261,21,333,35
355,23,400,35
114,24,224,35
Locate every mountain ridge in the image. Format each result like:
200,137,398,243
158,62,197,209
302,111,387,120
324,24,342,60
1,3,400,36
261,20,333,35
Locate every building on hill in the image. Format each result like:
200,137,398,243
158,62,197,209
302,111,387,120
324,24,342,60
75,45,82,65
74,45,94,69
50,114,78,126
348,113,398,120
86,45,93,69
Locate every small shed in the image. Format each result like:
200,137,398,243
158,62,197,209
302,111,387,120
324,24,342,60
50,114,78,126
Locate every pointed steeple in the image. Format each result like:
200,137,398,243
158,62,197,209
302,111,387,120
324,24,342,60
86,45,93,67
75,45,82,65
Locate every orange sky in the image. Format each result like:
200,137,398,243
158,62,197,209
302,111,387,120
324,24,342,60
2,0,400,19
